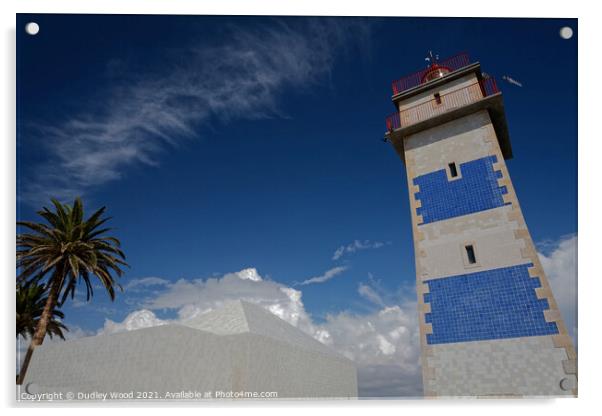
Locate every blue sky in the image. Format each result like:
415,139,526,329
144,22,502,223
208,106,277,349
16,15,577,396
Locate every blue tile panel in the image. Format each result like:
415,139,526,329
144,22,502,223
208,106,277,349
424,263,558,345
413,155,509,224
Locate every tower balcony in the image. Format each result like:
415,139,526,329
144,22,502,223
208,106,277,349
385,77,500,132
384,72,512,161
391,52,471,96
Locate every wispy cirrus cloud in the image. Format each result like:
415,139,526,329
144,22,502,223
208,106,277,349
20,18,371,206
296,266,348,286
332,239,391,261
357,272,416,311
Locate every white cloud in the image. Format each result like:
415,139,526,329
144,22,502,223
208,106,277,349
144,268,316,334
538,234,577,344
358,282,385,307
99,309,168,335
332,240,390,261
21,19,370,206
358,272,415,309
320,305,421,397
297,266,348,286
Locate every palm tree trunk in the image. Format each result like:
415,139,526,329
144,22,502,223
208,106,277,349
17,277,61,385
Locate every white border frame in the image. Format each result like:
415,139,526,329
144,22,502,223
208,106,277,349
2,1,600,415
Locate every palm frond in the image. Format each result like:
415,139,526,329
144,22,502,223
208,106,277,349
17,283,69,340
17,197,129,307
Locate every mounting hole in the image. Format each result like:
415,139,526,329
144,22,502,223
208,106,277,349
559,26,573,40
25,382,39,394
25,22,40,36
559,377,576,391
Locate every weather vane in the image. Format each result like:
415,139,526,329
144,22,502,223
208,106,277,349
424,50,440,66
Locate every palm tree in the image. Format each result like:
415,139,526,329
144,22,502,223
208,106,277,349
17,282,69,340
16,197,128,384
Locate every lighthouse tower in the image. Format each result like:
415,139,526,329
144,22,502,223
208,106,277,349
384,52,577,397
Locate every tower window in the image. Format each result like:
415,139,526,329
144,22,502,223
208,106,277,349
465,245,477,264
448,162,458,178
434,92,442,104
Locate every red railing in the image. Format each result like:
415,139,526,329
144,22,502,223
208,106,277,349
385,77,499,132
391,52,471,95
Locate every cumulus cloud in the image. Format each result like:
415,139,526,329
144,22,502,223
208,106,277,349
21,18,371,206
332,240,390,261
320,306,421,397
99,309,168,335
143,268,313,329
296,266,348,286
537,234,577,344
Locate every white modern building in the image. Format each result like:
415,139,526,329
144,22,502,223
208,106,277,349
21,300,358,400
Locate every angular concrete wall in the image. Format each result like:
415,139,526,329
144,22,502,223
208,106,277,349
23,325,236,395
234,333,357,398
22,301,357,400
